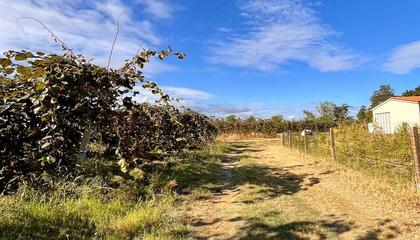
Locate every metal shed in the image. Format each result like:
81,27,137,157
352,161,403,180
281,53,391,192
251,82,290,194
370,96,420,134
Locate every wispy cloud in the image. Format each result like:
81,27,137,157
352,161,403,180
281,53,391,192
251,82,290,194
194,104,254,117
131,85,214,106
164,87,214,101
137,0,181,19
129,83,316,119
0,0,175,74
194,102,313,119
209,0,362,72
218,27,232,33
383,40,420,74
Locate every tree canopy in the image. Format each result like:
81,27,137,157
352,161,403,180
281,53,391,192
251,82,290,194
369,84,394,108
402,85,420,96
357,105,368,121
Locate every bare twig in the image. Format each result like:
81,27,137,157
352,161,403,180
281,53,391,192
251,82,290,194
16,17,77,59
118,47,143,73
107,11,125,70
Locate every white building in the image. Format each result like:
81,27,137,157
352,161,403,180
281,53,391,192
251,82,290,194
370,96,420,134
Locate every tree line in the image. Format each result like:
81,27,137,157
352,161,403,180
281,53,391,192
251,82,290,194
213,84,419,136
357,84,420,121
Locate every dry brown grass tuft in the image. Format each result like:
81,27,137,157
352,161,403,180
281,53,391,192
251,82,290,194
182,138,420,239
216,133,273,141
280,144,419,210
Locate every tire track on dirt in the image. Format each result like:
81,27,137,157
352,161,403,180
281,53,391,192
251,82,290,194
186,139,420,239
185,149,244,239
254,139,420,240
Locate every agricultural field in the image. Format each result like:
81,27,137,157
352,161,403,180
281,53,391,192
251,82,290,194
2,1,420,239
184,139,420,239
0,43,419,240
1,137,419,239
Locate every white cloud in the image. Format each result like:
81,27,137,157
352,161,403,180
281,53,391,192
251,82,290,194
0,0,173,74
209,0,362,72
383,40,420,74
137,0,180,19
218,27,232,33
142,58,178,77
193,102,311,119
164,87,215,101
194,104,254,118
128,84,315,119
131,85,214,106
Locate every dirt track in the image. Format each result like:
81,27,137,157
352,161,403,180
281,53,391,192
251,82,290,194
186,139,420,240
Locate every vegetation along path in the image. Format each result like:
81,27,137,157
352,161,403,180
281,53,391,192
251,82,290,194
185,138,420,240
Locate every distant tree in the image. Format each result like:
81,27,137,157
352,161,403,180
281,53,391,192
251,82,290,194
402,85,420,96
269,115,284,124
225,115,238,123
303,110,317,121
266,115,284,133
245,116,257,124
333,104,351,122
370,84,394,108
268,115,284,128
316,101,335,122
357,105,368,121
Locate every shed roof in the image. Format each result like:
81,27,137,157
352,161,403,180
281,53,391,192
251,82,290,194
370,96,420,111
390,96,420,102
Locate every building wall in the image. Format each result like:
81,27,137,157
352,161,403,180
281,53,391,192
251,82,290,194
372,100,420,133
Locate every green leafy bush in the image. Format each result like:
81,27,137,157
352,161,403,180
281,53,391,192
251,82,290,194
0,49,216,193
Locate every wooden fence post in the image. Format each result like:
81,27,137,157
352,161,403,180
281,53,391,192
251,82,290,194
283,132,286,146
411,127,420,191
281,132,284,146
78,120,92,162
329,127,336,161
303,133,308,154
288,130,292,149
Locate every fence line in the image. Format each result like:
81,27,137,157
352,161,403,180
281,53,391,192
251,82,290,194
280,125,419,190
329,128,336,162
411,127,420,190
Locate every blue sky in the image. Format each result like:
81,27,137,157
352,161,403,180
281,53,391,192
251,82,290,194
1,0,419,118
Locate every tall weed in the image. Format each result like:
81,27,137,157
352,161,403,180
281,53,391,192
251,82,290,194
294,123,413,184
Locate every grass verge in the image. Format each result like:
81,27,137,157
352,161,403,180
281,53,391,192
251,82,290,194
0,142,230,240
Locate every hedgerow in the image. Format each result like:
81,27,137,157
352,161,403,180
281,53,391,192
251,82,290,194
0,48,215,193
212,116,335,137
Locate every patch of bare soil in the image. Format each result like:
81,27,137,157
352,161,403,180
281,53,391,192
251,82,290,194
186,139,420,240
185,152,243,240
262,139,420,239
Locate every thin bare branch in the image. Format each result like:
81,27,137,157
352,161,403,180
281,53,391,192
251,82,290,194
16,17,77,59
107,11,125,70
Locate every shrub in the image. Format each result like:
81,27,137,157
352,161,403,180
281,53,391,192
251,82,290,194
0,49,216,193
0,190,188,239
300,123,413,183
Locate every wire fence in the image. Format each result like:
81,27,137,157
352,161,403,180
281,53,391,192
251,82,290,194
280,124,420,188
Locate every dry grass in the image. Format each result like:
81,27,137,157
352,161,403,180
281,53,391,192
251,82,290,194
3,138,418,239
265,139,420,239
0,141,237,240
217,133,273,141
282,142,419,209
0,141,231,240
290,123,415,186
185,138,420,240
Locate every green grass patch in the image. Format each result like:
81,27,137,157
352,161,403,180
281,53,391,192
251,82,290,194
172,142,226,191
0,141,231,239
0,193,189,240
